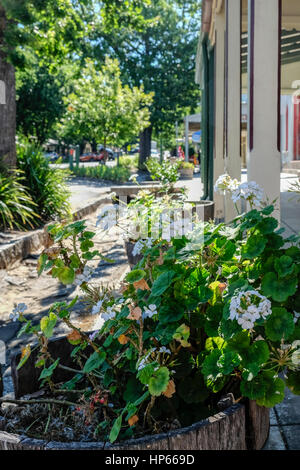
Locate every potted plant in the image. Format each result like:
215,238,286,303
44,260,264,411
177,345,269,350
145,158,182,195
178,161,194,180
1,176,299,450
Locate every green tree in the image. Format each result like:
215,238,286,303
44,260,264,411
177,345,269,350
16,56,65,144
91,0,202,166
58,57,153,150
0,0,149,167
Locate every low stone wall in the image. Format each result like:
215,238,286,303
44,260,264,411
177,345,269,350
0,194,111,270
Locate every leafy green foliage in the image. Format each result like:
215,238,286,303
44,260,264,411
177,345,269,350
265,308,295,341
83,351,106,373
11,203,300,445
151,271,176,296
17,138,70,222
286,370,300,395
40,313,57,339
58,58,153,149
148,367,170,396
261,273,298,302
72,164,131,183
0,169,38,230
16,57,65,144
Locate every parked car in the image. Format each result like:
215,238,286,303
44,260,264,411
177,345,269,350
44,152,60,162
128,147,139,155
79,153,96,162
97,147,115,161
94,149,110,163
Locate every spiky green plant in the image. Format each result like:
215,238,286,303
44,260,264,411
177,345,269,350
17,139,71,222
0,170,38,231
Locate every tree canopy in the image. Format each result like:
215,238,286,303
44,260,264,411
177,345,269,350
58,57,153,148
0,0,151,165
88,0,202,161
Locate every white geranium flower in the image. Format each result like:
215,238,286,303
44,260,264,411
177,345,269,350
136,348,156,371
129,174,138,181
231,181,264,207
158,347,171,354
96,205,117,231
10,303,28,322
132,238,152,257
132,239,144,257
74,265,94,286
143,304,158,320
214,174,233,194
102,306,116,322
92,300,104,315
137,358,147,371
229,290,271,330
293,311,300,324
237,312,255,330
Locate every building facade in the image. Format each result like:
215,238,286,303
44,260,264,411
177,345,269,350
196,0,300,222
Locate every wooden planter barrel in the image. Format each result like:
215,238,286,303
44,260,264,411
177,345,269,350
0,402,269,450
124,240,143,269
179,168,194,180
0,335,270,450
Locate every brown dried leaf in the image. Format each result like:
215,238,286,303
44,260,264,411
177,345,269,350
127,306,142,321
218,282,227,294
128,415,139,427
21,345,31,360
43,246,61,259
133,279,150,291
118,334,130,345
163,380,176,398
120,282,128,293
67,330,82,343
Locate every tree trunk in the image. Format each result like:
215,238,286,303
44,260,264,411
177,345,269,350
139,125,152,169
0,5,16,169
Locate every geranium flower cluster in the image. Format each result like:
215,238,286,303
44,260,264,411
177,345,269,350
137,346,171,371
132,238,153,256
142,304,158,320
10,303,28,322
74,265,94,286
231,181,264,207
229,290,272,330
214,174,239,194
214,174,264,208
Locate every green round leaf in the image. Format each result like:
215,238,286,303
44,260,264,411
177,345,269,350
201,349,222,381
286,370,300,395
240,374,266,400
58,267,75,286
247,341,270,366
261,272,297,302
217,351,241,375
265,308,295,341
256,375,285,408
256,217,278,235
125,269,147,283
148,366,170,396
241,235,267,260
274,256,295,278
